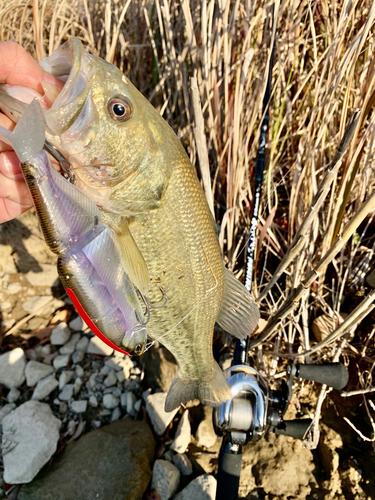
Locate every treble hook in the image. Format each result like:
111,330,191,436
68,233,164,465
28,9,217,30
44,140,76,185
135,290,151,326
145,287,168,309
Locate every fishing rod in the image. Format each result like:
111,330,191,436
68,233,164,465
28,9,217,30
232,18,275,369
213,14,349,500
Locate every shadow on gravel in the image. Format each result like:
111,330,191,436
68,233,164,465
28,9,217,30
0,218,42,274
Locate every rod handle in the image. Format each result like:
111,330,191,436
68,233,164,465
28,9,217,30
297,362,349,390
272,419,312,440
216,440,242,500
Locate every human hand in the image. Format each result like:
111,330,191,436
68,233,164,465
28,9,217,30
0,41,63,223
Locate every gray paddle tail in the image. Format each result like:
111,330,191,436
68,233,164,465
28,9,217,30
0,99,45,163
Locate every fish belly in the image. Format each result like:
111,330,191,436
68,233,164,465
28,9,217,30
129,156,232,410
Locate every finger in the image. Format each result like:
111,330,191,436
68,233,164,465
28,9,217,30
0,197,32,223
0,151,24,179
0,167,32,223
0,114,16,152
0,41,64,93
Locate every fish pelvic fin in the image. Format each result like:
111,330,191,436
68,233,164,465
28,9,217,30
110,216,150,295
216,268,260,339
0,99,45,163
164,361,232,412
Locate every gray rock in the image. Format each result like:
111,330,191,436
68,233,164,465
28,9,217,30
146,392,179,436
105,355,133,378
120,392,127,409
174,474,217,500
87,372,98,390
75,336,89,352
58,370,74,390
68,316,84,331
125,391,137,416
59,333,80,355
116,370,125,383
75,365,84,377
0,404,16,423
100,365,112,376
59,384,74,401
26,361,54,387
7,387,20,403
24,264,59,288
89,395,98,407
72,350,84,364
2,401,61,484
103,394,119,409
151,459,180,500
32,375,59,401
104,369,117,387
73,377,83,396
50,323,71,346
134,399,142,414
87,336,113,356
196,408,217,449
0,348,26,388
172,453,193,476
171,410,191,453
111,407,122,422
53,354,70,370
22,296,51,315
71,400,87,413
18,419,155,500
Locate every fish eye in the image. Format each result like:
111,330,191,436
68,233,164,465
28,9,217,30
107,97,132,122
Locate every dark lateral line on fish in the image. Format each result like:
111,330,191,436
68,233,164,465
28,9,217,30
44,140,76,184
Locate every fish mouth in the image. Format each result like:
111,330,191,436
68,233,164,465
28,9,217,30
40,38,94,137
0,39,127,196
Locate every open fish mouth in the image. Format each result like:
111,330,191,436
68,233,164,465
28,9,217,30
0,39,127,194
40,38,94,137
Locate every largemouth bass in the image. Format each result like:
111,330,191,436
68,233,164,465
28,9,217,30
0,99,147,355
0,38,259,411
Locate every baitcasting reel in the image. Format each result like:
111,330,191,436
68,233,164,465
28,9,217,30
213,360,349,500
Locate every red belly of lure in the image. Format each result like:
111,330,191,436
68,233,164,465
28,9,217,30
66,287,130,356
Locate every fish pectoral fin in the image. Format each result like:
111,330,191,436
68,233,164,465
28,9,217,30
112,217,150,295
216,268,260,339
164,361,232,412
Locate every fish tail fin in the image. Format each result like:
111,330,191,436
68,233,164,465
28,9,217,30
164,361,232,412
216,268,260,339
0,99,45,162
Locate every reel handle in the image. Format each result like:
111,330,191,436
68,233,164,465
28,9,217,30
296,362,349,390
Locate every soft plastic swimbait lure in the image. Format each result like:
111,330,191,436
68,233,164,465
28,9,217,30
0,100,147,355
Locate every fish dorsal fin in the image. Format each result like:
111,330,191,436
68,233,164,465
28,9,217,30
111,217,150,295
216,268,260,339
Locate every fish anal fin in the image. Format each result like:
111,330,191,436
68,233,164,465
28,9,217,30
164,361,231,412
109,216,150,294
216,268,260,340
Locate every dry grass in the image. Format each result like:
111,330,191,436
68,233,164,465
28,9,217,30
1,0,375,428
